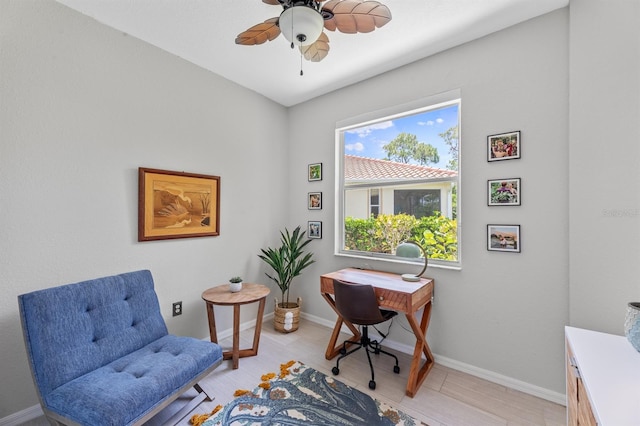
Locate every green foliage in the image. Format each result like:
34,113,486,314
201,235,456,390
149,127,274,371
383,132,439,166
374,213,418,254
439,126,459,171
412,215,458,260
229,276,242,283
258,226,315,305
345,213,457,261
344,217,379,252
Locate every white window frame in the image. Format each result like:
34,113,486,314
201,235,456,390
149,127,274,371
334,90,462,269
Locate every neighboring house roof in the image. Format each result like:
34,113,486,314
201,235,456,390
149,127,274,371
345,155,457,185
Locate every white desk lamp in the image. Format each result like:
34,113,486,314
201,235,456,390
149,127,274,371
395,241,428,282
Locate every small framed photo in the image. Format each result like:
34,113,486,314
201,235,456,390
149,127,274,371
487,225,520,253
308,163,322,181
488,131,520,161
488,178,521,206
308,192,322,210
307,221,322,239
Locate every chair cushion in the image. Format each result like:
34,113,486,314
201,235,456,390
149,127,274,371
45,335,223,426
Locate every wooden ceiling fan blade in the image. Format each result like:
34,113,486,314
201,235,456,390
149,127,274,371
322,0,391,33
235,17,281,45
262,0,281,5
300,32,330,62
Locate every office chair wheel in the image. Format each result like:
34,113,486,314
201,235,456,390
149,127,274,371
393,365,400,374
332,366,340,375
369,380,376,390
339,348,347,355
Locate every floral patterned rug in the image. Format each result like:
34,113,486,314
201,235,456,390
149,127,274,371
195,360,425,426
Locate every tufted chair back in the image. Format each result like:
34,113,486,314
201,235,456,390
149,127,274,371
18,270,168,398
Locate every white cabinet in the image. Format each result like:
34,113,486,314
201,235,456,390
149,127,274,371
565,326,640,425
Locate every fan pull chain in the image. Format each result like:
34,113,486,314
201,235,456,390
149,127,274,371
300,51,304,76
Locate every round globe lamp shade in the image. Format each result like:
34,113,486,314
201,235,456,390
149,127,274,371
396,241,428,282
279,6,324,46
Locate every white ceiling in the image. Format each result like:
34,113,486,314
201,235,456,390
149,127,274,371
55,0,568,107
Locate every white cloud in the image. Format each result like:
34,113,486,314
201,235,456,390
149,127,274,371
346,120,394,137
423,118,444,126
345,142,365,152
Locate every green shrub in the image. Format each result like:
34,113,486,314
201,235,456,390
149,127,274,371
344,213,457,261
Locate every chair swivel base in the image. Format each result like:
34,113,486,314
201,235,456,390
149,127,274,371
331,332,400,390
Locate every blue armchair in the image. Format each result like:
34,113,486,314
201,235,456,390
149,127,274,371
18,270,223,425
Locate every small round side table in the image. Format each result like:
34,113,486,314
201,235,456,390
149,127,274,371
201,283,270,369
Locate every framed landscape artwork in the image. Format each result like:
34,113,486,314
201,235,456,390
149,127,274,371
138,167,220,241
487,225,520,253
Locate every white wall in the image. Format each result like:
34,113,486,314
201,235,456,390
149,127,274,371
0,0,289,417
4,0,640,420
569,0,640,332
289,8,570,397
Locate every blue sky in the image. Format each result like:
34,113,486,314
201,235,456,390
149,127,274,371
343,104,459,170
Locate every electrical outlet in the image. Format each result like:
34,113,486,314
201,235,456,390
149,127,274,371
172,301,182,317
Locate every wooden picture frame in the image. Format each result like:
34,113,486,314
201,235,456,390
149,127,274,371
488,131,520,161
308,163,322,181
138,167,220,241
487,224,520,253
488,178,521,206
308,221,322,239
308,192,322,210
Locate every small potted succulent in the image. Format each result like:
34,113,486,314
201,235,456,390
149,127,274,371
229,276,243,293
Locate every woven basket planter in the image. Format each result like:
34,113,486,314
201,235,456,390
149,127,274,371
274,297,301,333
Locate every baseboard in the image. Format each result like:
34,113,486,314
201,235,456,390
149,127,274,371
432,354,566,405
301,312,566,406
0,404,43,426
4,311,563,425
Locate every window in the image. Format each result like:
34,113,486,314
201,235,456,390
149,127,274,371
369,188,380,218
394,189,441,218
336,91,461,267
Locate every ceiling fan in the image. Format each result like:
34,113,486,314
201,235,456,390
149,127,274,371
235,0,392,63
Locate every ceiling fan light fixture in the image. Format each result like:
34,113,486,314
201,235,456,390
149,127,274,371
279,6,324,47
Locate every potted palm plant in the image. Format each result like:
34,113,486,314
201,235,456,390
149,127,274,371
258,226,315,333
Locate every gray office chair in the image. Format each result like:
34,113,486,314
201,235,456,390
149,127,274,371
331,279,400,390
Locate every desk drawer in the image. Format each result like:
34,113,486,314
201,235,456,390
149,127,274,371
375,287,409,311
322,274,432,312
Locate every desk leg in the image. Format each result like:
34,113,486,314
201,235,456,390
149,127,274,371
321,292,361,359
205,303,218,344
404,301,434,397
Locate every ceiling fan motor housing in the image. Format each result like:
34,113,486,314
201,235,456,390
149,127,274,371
279,1,325,46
